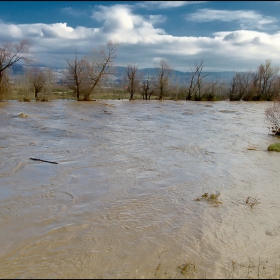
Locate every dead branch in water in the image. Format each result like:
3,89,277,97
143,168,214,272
30,157,58,164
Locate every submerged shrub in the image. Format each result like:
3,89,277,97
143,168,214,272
268,143,280,152
265,101,280,135
195,192,222,206
246,196,260,209
177,262,197,276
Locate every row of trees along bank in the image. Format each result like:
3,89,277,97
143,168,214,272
1,39,280,101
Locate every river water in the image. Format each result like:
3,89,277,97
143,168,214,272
0,100,280,279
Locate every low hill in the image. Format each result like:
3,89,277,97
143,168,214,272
10,64,237,85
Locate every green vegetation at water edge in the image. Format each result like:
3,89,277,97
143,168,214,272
267,142,280,152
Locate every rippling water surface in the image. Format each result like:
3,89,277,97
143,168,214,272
1,100,280,278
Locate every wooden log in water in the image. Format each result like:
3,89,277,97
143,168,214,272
30,158,58,164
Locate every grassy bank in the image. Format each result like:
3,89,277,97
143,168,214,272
2,85,230,101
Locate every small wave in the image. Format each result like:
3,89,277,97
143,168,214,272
0,162,27,178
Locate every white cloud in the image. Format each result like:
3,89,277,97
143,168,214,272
0,22,100,40
0,4,280,72
92,5,139,31
138,1,206,9
91,5,166,43
187,9,278,30
0,23,23,38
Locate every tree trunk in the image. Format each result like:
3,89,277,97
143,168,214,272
35,89,38,100
76,86,80,101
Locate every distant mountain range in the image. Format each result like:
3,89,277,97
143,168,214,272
11,64,237,85
113,66,237,85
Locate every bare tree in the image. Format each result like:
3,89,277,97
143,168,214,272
141,75,156,100
195,61,209,100
141,78,150,100
85,41,118,101
229,72,252,101
65,50,90,101
124,64,143,100
39,68,55,101
186,60,209,101
0,40,30,97
186,67,199,100
253,60,279,100
265,101,280,135
238,72,254,101
155,59,173,100
28,67,46,100
204,77,224,101
229,61,279,101
229,72,244,101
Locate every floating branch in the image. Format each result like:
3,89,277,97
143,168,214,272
30,157,58,164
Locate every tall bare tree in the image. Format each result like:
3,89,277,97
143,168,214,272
85,41,118,101
186,60,209,100
65,50,90,101
0,39,30,97
186,66,199,100
204,77,224,101
28,67,46,100
229,72,244,101
229,60,279,101
229,72,255,101
240,72,254,101
141,79,150,100
141,75,156,100
254,60,279,100
155,59,173,100
124,64,143,100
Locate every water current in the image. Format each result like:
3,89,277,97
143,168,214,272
0,100,280,278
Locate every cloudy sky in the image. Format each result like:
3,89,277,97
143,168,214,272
1,1,280,72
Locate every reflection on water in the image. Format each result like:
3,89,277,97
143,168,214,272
0,100,280,278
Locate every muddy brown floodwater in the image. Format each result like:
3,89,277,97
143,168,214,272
0,100,280,279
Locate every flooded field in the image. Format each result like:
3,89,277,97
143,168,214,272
0,100,280,278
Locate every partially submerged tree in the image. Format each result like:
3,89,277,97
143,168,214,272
141,75,156,100
239,72,254,101
0,39,30,98
229,71,258,101
254,60,279,101
155,59,173,100
229,60,280,101
65,41,117,101
265,100,280,135
124,64,143,100
186,60,209,101
204,77,224,101
28,67,46,100
65,50,90,101
85,41,118,100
